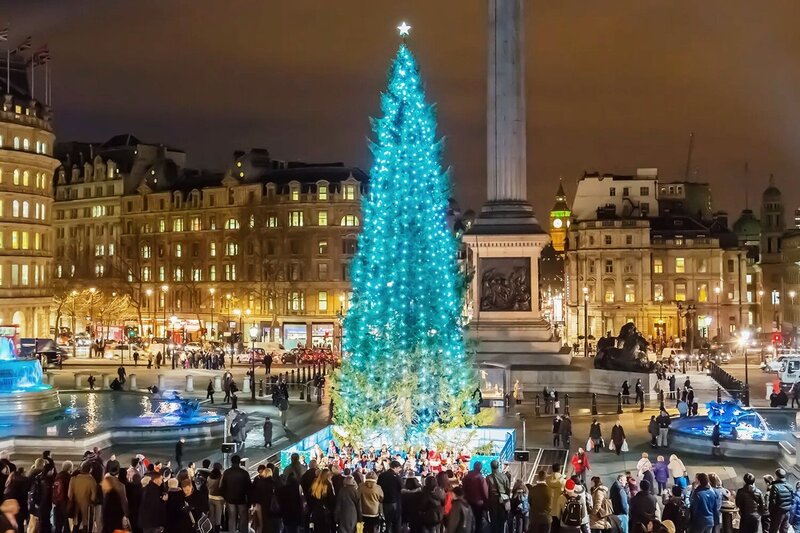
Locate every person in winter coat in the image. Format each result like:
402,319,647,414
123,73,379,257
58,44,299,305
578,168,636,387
611,421,626,455
557,479,590,533
447,486,476,533
622,381,631,404
263,417,273,448
139,472,166,533
529,470,552,533
67,463,97,533
610,474,630,533
4,468,28,532
401,476,423,533
690,473,720,533
768,468,794,533
52,461,72,533
648,416,659,448
656,409,672,447
642,469,657,497
668,455,688,490
653,456,670,496
462,462,488,533
221,455,251,533
206,464,224,532
735,473,765,533
165,477,186,533
546,464,567,531
629,480,658,532
589,420,603,452
589,477,613,533
250,466,279,533
553,417,562,448
626,473,640,499
510,479,529,533
572,449,591,485
308,469,336,533
335,475,360,533
662,486,689,533
559,416,573,450
709,473,729,533
359,471,385,533
277,474,304,533
419,475,445,533
101,476,126,533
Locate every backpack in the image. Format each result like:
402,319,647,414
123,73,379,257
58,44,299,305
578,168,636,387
665,498,690,531
561,496,583,527
512,493,530,515
455,501,475,533
27,474,43,514
52,475,67,505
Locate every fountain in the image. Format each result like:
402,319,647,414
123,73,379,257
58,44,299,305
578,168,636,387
0,336,61,418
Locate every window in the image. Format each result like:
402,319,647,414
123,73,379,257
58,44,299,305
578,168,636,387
172,218,184,232
142,267,152,281
623,262,633,274
640,187,649,195
174,267,184,282
609,187,616,197
318,240,328,254
291,188,300,201
318,185,328,200
190,216,201,231
224,218,239,230
158,219,166,232
624,283,635,303
94,244,105,257
342,238,357,255
288,291,304,312
158,266,165,281
727,259,735,273
622,187,630,196
653,258,663,274
175,244,183,258
22,138,29,151
209,265,216,281
675,257,685,273
289,263,301,281
22,171,28,186
225,242,238,256
654,283,664,299
288,211,304,227
698,283,708,303
343,184,356,200
209,216,217,230
19,231,27,249
341,215,359,227
675,283,687,302
94,264,104,278
11,231,18,250
588,261,595,275
318,291,328,312
641,202,650,215
604,286,615,303
13,137,19,150
604,260,613,274
318,211,328,226
11,201,18,217
249,215,255,228
224,264,236,281
318,263,329,280
772,290,780,305
626,235,633,245
12,169,19,185
746,274,753,284
604,235,612,245
697,258,707,273
267,216,278,228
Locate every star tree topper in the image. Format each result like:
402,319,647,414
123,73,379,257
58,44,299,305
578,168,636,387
397,21,411,37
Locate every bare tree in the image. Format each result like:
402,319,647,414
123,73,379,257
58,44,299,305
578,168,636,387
113,228,151,335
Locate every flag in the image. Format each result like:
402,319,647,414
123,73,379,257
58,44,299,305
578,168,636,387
33,45,49,66
0,27,8,42
12,36,31,54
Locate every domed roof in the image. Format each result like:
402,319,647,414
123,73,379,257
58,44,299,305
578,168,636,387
733,209,761,236
762,174,782,201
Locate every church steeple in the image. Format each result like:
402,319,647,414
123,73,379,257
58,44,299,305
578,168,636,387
549,178,571,252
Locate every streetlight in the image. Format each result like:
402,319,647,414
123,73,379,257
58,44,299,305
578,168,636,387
232,308,242,367
790,291,797,348
145,288,153,338
169,315,179,369
714,286,722,341
758,289,765,331
249,325,259,400
160,284,168,355
582,286,589,358
655,294,664,349
70,290,78,359
88,287,97,339
209,288,216,340
337,294,346,354
740,329,752,405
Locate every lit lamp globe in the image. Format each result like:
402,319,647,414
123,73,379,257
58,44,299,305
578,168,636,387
249,326,259,342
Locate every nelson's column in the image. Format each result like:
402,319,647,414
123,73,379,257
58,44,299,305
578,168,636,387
465,0,566,364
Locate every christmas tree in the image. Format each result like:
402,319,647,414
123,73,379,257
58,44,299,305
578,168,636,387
333,41,477,441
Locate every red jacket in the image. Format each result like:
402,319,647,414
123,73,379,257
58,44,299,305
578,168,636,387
571,452,590,473
462,470,489,506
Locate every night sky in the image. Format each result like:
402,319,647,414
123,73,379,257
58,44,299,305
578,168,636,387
2,0,800,222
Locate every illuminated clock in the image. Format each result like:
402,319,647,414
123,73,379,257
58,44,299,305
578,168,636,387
553,218,563,229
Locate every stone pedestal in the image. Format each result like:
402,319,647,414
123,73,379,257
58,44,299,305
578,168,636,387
129,374,137,390
243,378,251,394
214,376,222,392
157,374,166,390
74,375,83,389
102,375,110,389
185,375,194,392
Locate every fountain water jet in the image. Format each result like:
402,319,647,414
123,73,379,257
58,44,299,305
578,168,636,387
0,336,60,417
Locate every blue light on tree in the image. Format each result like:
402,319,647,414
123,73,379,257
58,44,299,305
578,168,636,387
333,42,477,440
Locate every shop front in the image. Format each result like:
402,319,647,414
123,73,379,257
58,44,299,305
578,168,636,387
283,323,308,349
311,323,334,348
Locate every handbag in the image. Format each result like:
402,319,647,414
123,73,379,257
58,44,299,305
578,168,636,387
608,440,616,451
586,439,593,451
621,440,629,452
188,510,213,533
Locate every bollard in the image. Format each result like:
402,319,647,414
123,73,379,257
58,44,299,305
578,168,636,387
102,374,110,389
564,394,570,416
682,360,687,374
717,386,722,403
185,375,194,393
535,395,541,417
617,392,624,414
243,377,251,394
317,386,323,405
504,394,511,413
283,372,289,385
75,374,83,389
301,367,306,383
591,393,598,416
744,384,750,407
157,374,166,390
306,384,312,402
290,370,295,388
299,384,305,400
659,390,665,411
639,393,645,412
259,379,264,397
214,375,222,392
129,374,137,390
314,365,319,379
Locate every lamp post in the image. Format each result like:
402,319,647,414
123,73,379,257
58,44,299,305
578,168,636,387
70,290,78,359
582,286,589,358
160,284,168,360
758,289,765,331
741,329,752,405
249,325,259,400
655,294,664,350
145,288,153,338
88,287,97,339
209,288,216,340
714,286,722,341
232,308,242,367
336,294,346,354
790,290,797,348
169,315,178,369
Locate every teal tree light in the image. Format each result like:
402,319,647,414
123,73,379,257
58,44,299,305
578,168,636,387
333,41,477,440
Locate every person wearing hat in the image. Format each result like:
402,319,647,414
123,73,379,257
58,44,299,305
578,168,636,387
690,473,720,533
630,479,657,532
662,486,689,533
557,478,589,533
662,520,677,533
735,473,764,533
768,468,794,533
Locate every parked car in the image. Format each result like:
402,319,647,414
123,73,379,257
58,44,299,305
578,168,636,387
183,342,203,353
279,350,300,365
236,347,266,364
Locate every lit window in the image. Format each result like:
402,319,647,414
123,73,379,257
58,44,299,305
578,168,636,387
698,283,708,303
21,202,28,218
675,283,687,302
318,185,328,200
604,286,615,303
318,291,328,312
624,283,635,303
175,244,183,258
34,233,40,250
21,264,29,285
192,268,202,282
22,138,29,151
209,265,216,281
159,219,166,232
172,218,184,232
654,283,664,299
190,216,201,231
288,291,304,311
11,201,18,217
772,290,781,305
94,264,104,278
142,267,152,281
318,240,328,254
318,211,328,226
209,242,217,257
224,218,239,230
95,244,105,257
341,215,359,227
224,264,237,281
142,245,151,259
22,171,28,186
291,188,299,201
225,242,238,256
11,231,18,249
746,274,753,284
13,137,19,150
21,232,28,250
12,170,19,185
288,211,304,227
343,184,356,200
174,267,184,282
675,257,685,273
249,215,255,228
267,216,278,228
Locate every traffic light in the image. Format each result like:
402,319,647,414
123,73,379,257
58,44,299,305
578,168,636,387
772,332,783,345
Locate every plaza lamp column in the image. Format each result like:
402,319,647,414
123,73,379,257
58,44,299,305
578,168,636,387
582,286,589,358
70,290,78,359
161,284,168,362
170,315,178,369
758,289,765,332
88,287,97,339
656,294,664,348
741,329,752,406
790,290,797,348
232,308,242,367
209,288,216,340
249,325,258,400
714,286,722,341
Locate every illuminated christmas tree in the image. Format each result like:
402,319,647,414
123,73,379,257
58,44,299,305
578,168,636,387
333,39,477,440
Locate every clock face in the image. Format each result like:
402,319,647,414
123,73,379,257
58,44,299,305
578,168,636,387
553,218,563,229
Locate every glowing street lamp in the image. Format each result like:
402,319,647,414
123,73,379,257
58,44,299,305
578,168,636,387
582,286,589,358
714,286,722,340
740,329,752,405
209,288,216,339
249,325,259,400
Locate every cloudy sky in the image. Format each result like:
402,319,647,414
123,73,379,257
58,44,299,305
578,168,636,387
2,0,800,222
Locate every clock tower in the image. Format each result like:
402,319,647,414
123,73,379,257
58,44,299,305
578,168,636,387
550,179,571,252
